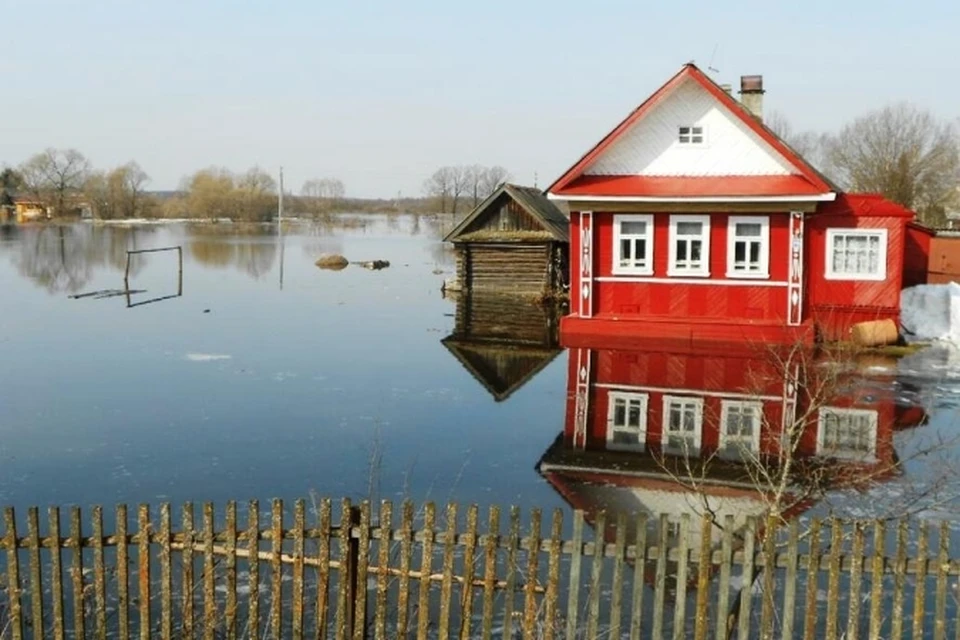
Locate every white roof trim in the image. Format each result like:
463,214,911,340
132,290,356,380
547,192,838,203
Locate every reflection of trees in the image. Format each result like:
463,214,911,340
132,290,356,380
185,224,278,279
12,224,157,294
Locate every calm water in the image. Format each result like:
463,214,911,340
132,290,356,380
0,216,568,513
1,216,959,527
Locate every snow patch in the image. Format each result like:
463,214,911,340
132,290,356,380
901,283,960,343
185,353,232,362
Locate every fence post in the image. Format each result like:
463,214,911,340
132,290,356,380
342,504,361,640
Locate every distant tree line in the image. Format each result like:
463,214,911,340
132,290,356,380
767,104,960,226
421,165,511,214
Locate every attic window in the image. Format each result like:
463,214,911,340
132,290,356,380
678,126,704,144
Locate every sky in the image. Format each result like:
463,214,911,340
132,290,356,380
2,0,957,199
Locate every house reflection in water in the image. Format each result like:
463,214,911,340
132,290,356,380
441,290,563,401
538,338,927,591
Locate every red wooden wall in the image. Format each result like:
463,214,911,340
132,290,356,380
806,214,906,340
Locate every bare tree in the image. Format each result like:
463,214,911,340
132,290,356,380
301,178,346,214
19,148,92,216
480,165,510,198
422,167,455,213
828,103,960,225
121,161,150,218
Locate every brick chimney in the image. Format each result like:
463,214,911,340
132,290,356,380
739,75,764,121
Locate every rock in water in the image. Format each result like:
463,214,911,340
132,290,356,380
315,254,349,270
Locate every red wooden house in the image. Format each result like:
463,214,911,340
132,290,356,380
537,337,925,560
547,63,932,344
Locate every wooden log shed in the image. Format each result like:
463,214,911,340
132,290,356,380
443,183,569,296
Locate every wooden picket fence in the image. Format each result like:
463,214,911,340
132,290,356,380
2,498,960,639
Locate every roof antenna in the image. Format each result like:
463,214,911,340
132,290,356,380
707,44,720,75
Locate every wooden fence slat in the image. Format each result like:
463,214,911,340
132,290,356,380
482,505,500,640
736,516,757,640
503,505,521,640
586,510,605,640
847,521,865,640
137,504,149,640
395,501,414,639
271,499,284,640
315,498,332,640
825,518,842,640
49,507,66,640
913,522,929,640
27,507,44,640
629,512,648,640
374,501,392,640
247,500,260,640
416,502,436,640
352,502,370,640
458,504,479,640
160,503,173,640
694,513,712,640
674,513,691,640
336,499,352,640
760,515,776,640
116,504,129,640
891,519,907,640
224,501,238,640
91,506,106,640
523,509,543,639
292,500,305,640
651,514,668,640
868,520,885,640
564,510,584,640
4,507,23,640
715,514,733,640
439,503,458,640
608,513,626,640
782,519,800,640
802,519,822,640
183,502,195,640
74,506,88,640
935,521,949,640
203,502,217,640
542,509,562,640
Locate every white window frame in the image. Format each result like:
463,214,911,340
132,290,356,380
726,216,770,279
606,391,649,451
825,229,888,281
667,215,711,277
612,214,654,276
662,395,703,456
678,125,706,145
718,400,763,461
816,407,878,461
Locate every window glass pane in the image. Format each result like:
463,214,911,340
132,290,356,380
677,222,702,235
679,127,690,135
634,239,646,264
690,240,702,262
736,223,762,237
612,431,635,445
691,135,703,144
613,399,625,426
749,243,761,264
734,243,746,263
621,221,646,235
619,239,631,263
676,242,687,261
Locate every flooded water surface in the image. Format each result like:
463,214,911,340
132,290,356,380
1,216,959,529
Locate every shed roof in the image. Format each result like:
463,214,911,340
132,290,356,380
441,338,561,402
444,183,569,243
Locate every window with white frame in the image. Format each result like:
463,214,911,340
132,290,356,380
668,215,711,276
817,407,878,460
719,400,762,460
606,391,648,451
678,125,705,145
825,229,887,281
612,214,654,275
662,396,703,455
727,216,770,278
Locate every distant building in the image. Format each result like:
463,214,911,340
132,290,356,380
546,63,933,344
444,184,569,297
